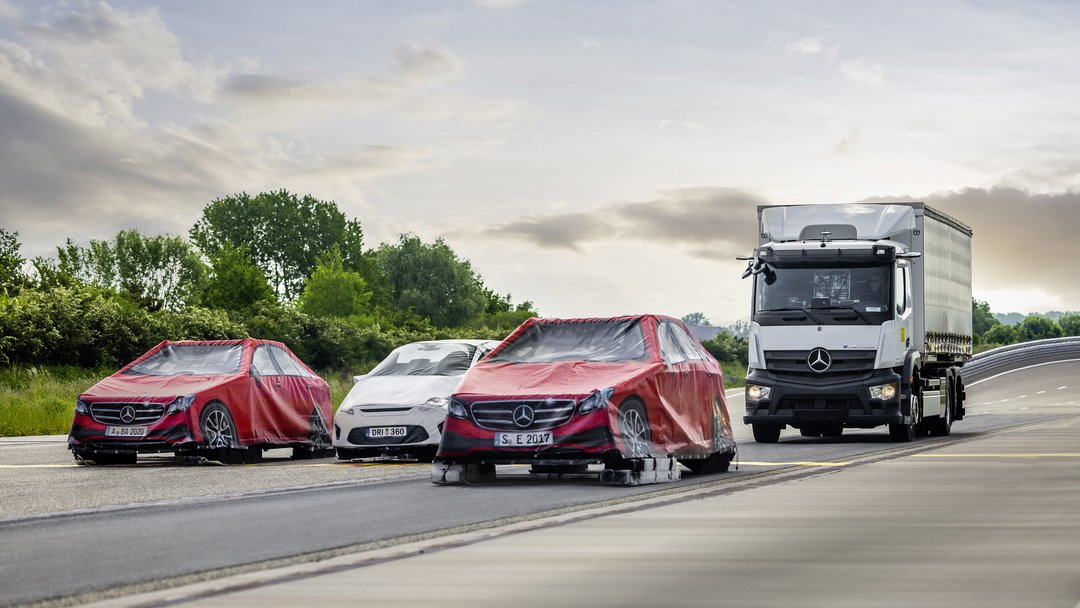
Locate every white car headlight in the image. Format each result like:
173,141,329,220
424,397,450,409
746,384,771,401
869,383,897,400
577,388,614,415
165,395,196,416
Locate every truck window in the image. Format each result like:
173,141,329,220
895,266,908,315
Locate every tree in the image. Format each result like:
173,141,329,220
190,190,378,301
299,246,372,319
1018,315,1063,342
0,228,26,294
981,323,1017,346
1059,313,1080,337
682,312,711,326
972,298,998,338
202,243,276,312
376,234,487,327
47,231,207,311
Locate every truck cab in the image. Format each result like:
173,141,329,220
740,203,972,443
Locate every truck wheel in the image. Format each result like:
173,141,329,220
753,423,782,443
889,393,919,442
928,380,954,437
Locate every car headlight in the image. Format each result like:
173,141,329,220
165,395,197,416
869,383,897,400
74,399,89,415
746,384,771,401
577,387,614,415
424,397,450,409
448,397,468,419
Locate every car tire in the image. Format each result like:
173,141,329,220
617,398,652,458
293,408,334,460
200,402,239,449
752,423,782,443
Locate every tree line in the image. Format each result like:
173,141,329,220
973,299,1080,350
0,190,535,371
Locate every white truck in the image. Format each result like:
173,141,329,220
739,203,972,443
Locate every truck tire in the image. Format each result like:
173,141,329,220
753,423,782,443
889,393,919,442
928,379,955,437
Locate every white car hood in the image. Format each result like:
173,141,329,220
340,375,464,409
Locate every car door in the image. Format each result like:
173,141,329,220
669,322,724,446
250,344,295,443
270,345,331,438
655,320,694,447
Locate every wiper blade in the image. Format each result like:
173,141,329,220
760,307,822,324
811,305,873,324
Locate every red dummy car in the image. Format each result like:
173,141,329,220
68,339,333,464
434,315,737,478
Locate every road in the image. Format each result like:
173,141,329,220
2,361,1079,607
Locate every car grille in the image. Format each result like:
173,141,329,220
90,402,166,425
765,350,876,379
469,399,577,431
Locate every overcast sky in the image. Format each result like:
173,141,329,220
2,0,1079,323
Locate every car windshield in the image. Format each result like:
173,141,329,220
123,344,243,376
369,343,478,377
488,319,648,363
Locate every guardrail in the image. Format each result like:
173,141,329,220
961,337,1080,383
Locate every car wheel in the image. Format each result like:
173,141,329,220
293,408,333,459
752,423,782,443
200,402,238,449
617,398,652,458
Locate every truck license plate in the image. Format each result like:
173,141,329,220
105,426,148,438
494,431,553,447
367,426,407,438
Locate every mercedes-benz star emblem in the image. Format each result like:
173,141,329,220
807,348,832,373
512,404,536,428
119,405,137,424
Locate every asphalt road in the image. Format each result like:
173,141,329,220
2,361,1078,607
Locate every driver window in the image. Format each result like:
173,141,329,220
658,322,688,364
895,266,908,315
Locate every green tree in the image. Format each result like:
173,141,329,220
46,231,207,310
202,243,276,312
972,298,998,338
1059,313,1080,337
376,234,487,327
190,190,380,301
0,228,26,295
1018,315,1063,342
682,312,711,326
299,246,372,319
980,323,1017,346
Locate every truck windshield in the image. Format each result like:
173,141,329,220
754,265,893,326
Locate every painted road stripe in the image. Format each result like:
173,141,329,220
913,453,1080,459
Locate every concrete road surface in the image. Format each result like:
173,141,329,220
92,411,1080,607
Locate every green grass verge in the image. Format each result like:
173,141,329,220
720,360,746,388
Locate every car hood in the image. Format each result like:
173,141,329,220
340,375,465,408
455,360,660,400
80,373,243,401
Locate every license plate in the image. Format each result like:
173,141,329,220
494,431,553,447
367,426,407,438
105,426,148,438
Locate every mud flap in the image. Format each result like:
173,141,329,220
599,456,681,486
431,462,497,485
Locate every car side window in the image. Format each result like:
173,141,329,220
672,324,705,361
269,346,307,377
251,346,279,376
658,322,688,364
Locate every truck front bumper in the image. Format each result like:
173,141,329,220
743,367,906,428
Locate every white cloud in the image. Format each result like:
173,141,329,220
839,60,885,86
789,36,838,58
473,0,526,8
682,121,704,130
0,0,21,21
656,118,671,134
577,37,602,49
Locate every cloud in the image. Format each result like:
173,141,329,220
0,0,21,21
839,60,885,86
473,0,526,8
788,37,838,58
478,187,764,259
577,37,602,49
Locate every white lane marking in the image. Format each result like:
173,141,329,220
1001,399,1011,403
1037,390,1047,394
967,359,1080,387
1018,395,1028,399
1059,386,1069,390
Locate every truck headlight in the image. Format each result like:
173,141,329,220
746,384,771,401
869,383,897,400
448,398,468,419
577,388,614,415
165,395,196,416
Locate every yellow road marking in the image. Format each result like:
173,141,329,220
913,453,1080,459
737,461,851,467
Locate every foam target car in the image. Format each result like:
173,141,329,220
333,339,499,461
434,315,737,479
68,339,334,465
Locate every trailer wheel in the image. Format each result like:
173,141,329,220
753,423,782,443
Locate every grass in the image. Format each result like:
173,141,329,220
720,360,746,388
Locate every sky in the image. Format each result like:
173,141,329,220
2,0,1080,324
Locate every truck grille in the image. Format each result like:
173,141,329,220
470,399,577,431
90,402,166,425
765,350,876,378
